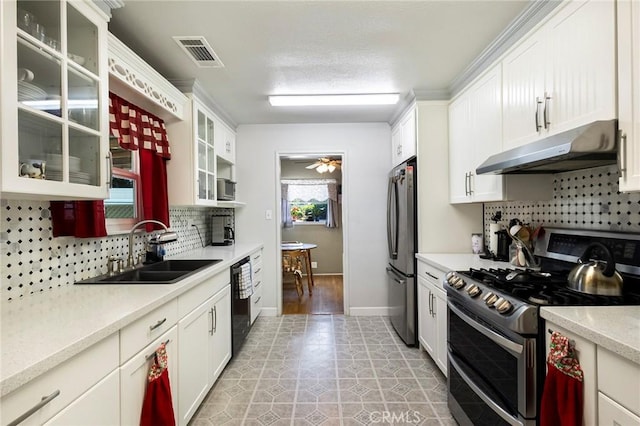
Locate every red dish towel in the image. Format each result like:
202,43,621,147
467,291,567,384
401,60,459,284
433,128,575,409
140,342,175,426
540,331,584,426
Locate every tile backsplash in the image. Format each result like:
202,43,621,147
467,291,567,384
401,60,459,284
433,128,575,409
484,165,640,243
1,201,233,300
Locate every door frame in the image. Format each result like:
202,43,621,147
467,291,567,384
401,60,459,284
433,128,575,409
274,150,349,316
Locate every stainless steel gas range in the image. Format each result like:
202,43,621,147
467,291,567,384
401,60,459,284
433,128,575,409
445,228,640,426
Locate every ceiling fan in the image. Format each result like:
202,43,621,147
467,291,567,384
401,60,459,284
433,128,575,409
305,157,342,173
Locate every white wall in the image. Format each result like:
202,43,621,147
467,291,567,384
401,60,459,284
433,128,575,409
416,102,483,252
234,123,391,315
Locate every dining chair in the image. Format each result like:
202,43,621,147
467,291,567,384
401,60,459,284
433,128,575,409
282,249,311,296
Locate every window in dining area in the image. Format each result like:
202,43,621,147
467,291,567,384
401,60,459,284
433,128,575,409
281,179,340,227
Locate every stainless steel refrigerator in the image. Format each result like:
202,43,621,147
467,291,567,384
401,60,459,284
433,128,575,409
386,157,417,346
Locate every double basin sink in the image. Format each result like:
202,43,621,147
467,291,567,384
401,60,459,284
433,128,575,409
76,259,223,285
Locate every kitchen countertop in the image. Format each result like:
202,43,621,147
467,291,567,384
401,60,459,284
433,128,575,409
0,243,262,397
416,253,640,366
541,306,640,365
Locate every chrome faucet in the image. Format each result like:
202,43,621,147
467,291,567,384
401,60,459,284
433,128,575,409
127,220,178,268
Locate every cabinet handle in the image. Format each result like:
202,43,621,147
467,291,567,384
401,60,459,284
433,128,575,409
149,318,167,331
145,339,171,361
7,389,61,426
254,254,261,261
468,172,474,195
428,290,433,315
106,152,113,188
254,280,261,288
535,97,543,131
619,131,628,175
254,267,261,274
431,294,436,318
425,271,438,280
464,172,469,196
254,296,261,304
543,93,551,129
209,308,214,335
213,306,217,333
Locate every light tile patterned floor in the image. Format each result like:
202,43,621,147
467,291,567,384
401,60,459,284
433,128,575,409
190,315,456,426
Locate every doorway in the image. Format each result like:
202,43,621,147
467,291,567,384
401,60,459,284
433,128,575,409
278,154,344,315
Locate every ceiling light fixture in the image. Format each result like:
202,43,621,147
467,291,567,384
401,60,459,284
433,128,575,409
306,158,342,174
268,94,400,107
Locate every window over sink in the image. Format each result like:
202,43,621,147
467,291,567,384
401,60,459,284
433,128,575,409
105,137,141,234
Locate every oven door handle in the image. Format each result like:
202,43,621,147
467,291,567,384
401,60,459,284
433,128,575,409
448,300,523,356
449,354,524,426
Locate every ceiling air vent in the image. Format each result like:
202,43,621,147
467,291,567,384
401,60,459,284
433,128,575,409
173,36,224,68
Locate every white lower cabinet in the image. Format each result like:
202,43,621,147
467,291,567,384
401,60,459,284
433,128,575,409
178,284,231,426
417,260,447,376
597,346,640,423
1,333,119,426
250,248,264,324
544,321,597,426
599,393,640,426
120,326,179,426
44,370,119,426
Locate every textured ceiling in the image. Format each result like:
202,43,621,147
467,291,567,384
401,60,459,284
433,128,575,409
108,1,529,126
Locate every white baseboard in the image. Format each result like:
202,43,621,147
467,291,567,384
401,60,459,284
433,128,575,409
259,307,389,317
260,307,278,317
349,307,391,316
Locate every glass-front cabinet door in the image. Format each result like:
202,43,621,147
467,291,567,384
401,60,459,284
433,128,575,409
1,0,109,199
195,102,216,205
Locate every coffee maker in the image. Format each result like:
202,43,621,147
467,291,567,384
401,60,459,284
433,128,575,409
211,216,234,246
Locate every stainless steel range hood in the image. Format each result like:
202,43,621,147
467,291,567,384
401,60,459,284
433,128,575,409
476,120,618,174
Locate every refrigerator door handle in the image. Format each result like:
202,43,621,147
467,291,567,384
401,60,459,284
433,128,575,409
386,266,406,285
387,177,399,259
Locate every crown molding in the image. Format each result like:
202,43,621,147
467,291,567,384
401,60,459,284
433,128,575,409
170,79,238,130
448,0,563,98
108,33,188,120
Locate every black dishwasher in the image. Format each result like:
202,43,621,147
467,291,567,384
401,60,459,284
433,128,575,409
230,256,252,356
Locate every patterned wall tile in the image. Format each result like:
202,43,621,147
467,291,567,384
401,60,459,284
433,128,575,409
484,165,640,244
1,200,234,300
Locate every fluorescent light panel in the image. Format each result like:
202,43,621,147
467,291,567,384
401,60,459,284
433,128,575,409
269,93,399,106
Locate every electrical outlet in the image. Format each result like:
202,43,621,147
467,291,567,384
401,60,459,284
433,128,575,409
311,261,318,269
265,209,273,220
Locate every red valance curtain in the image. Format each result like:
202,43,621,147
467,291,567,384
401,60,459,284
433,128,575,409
109,93,171,160
50,93,172,237
109,93,171,232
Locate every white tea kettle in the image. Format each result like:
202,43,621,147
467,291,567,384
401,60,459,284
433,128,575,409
567,242,623,296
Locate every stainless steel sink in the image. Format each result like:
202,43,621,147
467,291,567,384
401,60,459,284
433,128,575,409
76,259,223,285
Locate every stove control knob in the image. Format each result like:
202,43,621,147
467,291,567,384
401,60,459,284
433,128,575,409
466,284,481,298
483,292,498,307
494,298,513,314
452,276,466,289
445,272,457,287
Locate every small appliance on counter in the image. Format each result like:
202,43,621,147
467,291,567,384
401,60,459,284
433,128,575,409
211,216,234,246
145,232,177,263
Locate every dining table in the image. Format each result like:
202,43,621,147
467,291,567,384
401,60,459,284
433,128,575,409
281,242,317,290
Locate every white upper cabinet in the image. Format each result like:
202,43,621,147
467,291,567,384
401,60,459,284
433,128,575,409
166,96,218,206
502,0,616,150
1,0,110,200
449,92,473,203
391,106,416,167
450,65,505,203
618,0,640,192
215,121,235,165
450,64,552,204
502,31,547,150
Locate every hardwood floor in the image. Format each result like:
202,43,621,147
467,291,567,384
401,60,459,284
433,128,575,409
282,274,344,314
